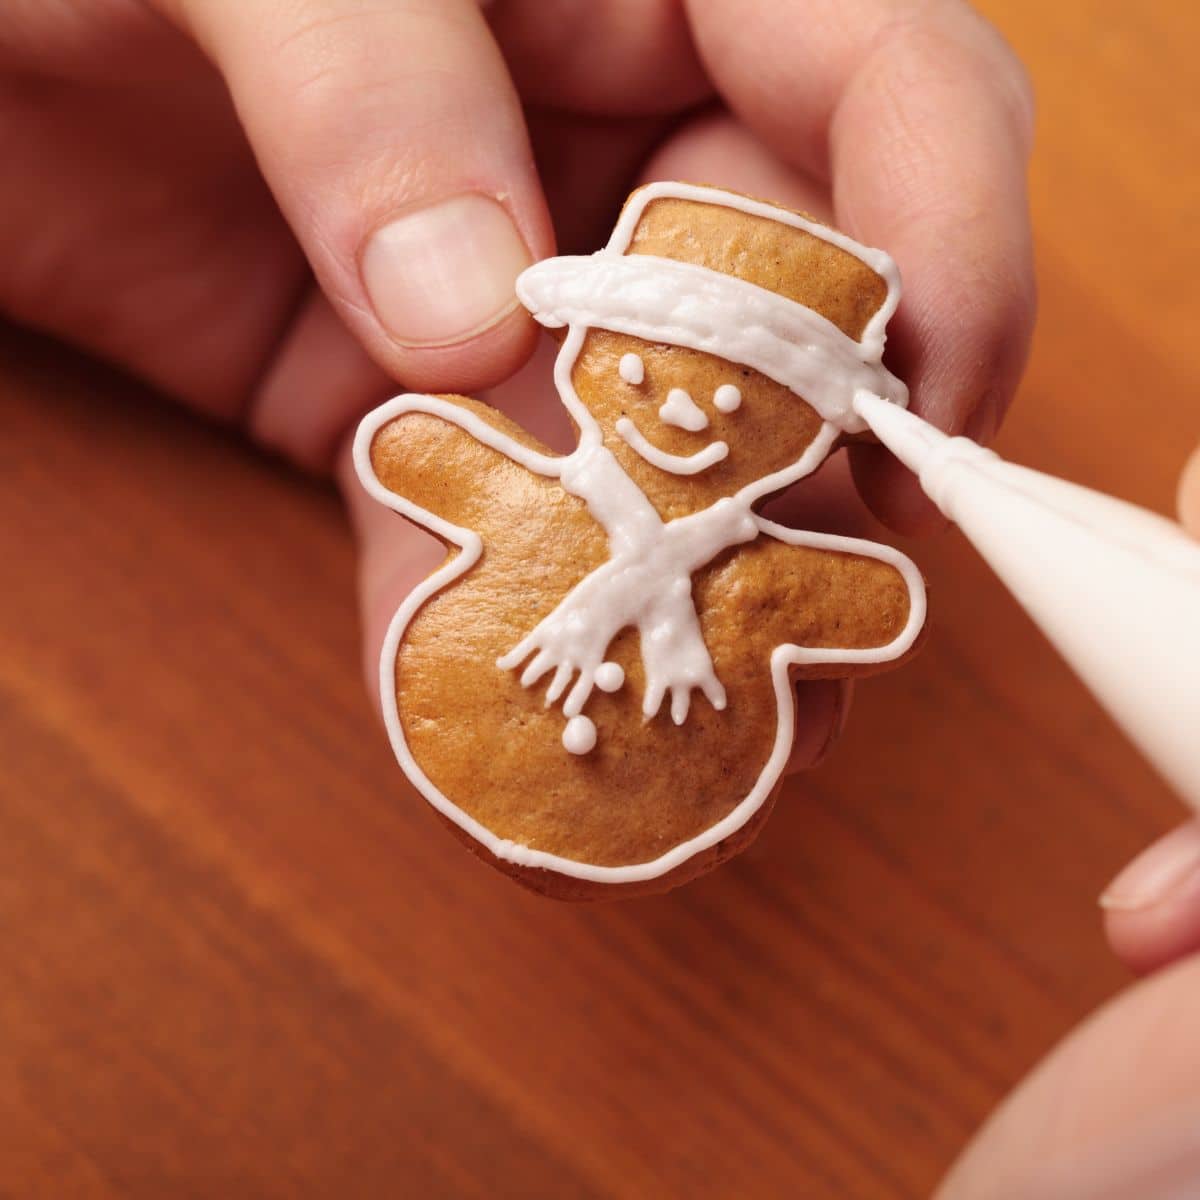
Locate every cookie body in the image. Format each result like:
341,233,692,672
356,183,926,898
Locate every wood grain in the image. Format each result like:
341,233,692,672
1,4,1197,1195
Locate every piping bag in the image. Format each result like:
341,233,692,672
853,390,1200,809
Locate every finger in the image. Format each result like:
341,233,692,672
250,287,395,470
0,0,205,85
938,954,1200,1198
637,109,834,223
785,680,852,775
1178,444,1200,536
152,0,554,395
524,107,678,255
685,0,1036,533
486,0,711,115
486,0,713,256
0,65,303,424
1100,820,1200,975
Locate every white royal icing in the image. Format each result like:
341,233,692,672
618,353,644,385
594,662,624,692
714,384,742,413
354,182,925,885
658,387,709,432
499,435,756,723
562,715,597,755
616,417,728,475
517,181,907,436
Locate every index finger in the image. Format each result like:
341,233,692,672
685,0,1036,532
151,0,553,399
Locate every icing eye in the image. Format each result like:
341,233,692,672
618,353,644,385
713,384,742,413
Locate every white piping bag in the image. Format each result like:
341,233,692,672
853,390,1200,808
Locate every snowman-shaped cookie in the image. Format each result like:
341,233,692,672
355,182,925,898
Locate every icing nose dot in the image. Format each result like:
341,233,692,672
659,388,709,432
714,384,742,413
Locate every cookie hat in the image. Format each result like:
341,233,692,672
516,182,908,436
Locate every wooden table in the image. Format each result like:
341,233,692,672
2,4,1196,1196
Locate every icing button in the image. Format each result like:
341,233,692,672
594,662,625,693
563,715,597,755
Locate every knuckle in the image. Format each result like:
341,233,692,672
972,22,1037,155
870,4,1036,157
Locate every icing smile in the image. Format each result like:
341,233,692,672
614,416,729,475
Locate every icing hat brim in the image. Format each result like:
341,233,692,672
516,251,907,436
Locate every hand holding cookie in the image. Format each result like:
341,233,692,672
1,0,1033,861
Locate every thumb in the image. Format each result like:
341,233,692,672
1101,820,1200,975
937,955,1200,1199
1178,444,1200,537
153,0,551,394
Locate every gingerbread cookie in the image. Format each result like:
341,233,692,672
354,182,926,898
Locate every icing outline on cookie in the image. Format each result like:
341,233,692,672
354,183,926,884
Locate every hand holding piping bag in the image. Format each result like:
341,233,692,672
852,393,1200,975
936,446,1200,1200
854,389,1200,811
1102,446,1200,971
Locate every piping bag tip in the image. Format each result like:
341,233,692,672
852,390,998,518
852,390,944,477
855,396,1200,812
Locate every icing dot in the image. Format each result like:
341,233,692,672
714,384,742,413
562,715,597,755
594,662,625,693
618,353,644,385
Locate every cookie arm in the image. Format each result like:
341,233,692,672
750,516,927,673
353,393,564,549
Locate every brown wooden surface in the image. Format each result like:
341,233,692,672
1,4,1197,1196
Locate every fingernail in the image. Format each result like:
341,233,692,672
1100,821,1200,911
361,194,532,347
